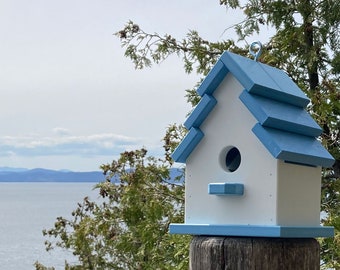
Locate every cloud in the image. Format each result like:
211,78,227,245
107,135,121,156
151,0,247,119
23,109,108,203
0,132,143,157
52,127,71,136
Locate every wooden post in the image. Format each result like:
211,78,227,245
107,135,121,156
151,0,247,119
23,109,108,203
190,236,320,270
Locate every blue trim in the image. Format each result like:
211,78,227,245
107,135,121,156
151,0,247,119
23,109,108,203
184,94,217,129
171,51,334,166
197,60,229,96
220,51,310,107
169,224,334,238
208,183,244,196
252,124,335,168
171,128,204,163
239,90,322,137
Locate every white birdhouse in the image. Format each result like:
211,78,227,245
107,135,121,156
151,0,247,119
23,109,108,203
170,49,335,238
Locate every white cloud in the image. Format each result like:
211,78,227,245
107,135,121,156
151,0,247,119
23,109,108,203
53,127,71,136
0,132,143,157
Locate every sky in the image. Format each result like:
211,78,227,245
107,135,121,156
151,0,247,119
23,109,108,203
0,0,268,171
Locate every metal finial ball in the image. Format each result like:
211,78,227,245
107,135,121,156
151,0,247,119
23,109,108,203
249,41,263,61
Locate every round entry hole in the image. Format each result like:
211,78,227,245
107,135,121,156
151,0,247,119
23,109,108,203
220,146,241,172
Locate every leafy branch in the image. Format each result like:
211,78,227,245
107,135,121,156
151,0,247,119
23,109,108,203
115,20,246,75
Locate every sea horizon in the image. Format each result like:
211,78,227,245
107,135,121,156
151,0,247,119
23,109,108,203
0,167,104,183
0,166,183,183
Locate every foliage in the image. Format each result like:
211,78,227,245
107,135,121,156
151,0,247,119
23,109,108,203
36,149,190,269
38,1,339,269
320,176,340,269
117,20,246,76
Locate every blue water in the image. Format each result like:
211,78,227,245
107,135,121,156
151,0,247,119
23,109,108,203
0,183,98,269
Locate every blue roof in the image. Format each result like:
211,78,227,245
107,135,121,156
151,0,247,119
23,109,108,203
171,51,335,168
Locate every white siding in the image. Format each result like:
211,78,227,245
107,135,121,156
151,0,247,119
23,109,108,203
185,73,278,225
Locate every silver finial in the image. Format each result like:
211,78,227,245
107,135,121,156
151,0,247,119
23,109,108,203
249,41,263,61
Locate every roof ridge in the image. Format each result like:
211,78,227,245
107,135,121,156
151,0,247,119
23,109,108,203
220,51,310,108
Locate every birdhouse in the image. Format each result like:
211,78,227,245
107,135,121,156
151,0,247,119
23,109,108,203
170,49,335,238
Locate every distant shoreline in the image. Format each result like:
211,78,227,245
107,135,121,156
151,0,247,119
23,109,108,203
0,168,104,183
0,179,100,183
0,167,184,183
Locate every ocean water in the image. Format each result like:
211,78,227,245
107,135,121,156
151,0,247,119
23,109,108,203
0,182,98,270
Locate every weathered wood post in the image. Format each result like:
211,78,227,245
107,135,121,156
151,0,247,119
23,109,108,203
190,236,320,270
169,42,335,269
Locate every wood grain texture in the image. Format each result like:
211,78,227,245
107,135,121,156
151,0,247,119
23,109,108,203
190,236,320,270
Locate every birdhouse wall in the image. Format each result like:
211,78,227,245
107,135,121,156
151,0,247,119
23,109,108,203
185,73,279,226
276,160,322,226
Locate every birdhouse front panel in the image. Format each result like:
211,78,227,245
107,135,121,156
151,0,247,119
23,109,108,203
170,50,335,238
184,73,279,226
